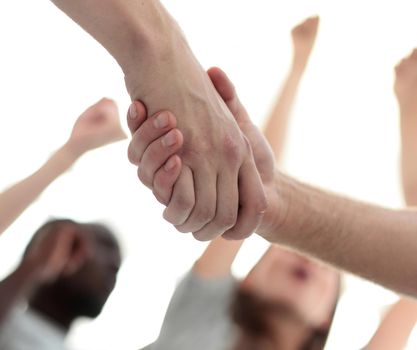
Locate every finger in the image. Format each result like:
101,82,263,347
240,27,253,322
137,129,183,188
127,101,147,135
128,111,178,165
192,170,239,240
222,158,267,240
153,155,182,205
176,165,217,236
47,229,79,277
163,166,195,226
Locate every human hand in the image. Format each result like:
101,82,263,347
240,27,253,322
66,98,127,157
291,16,320,69
395,49,417,115
127,68,281,240
22,225,89,285
126,40,267,240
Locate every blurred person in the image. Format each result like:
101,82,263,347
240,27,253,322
0,98,126,235
363,49,417,350
49,0,268,241
138,18,340,350
0,218,122,350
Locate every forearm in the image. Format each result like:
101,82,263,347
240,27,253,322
50,0,183,85
366,298,417,350
400,111,417,206
263,67,304,163
259,171,417,297
194,238,244,278
0,263,39,328
0,145,78,234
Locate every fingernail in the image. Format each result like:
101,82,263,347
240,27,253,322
162,130,178,147
129,103,137,119
164,156,177,171
153,112,169,129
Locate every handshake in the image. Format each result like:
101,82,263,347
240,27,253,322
127,67,281,242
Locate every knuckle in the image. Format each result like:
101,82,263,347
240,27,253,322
172,193,195,212
222,134,242,163
215,210,237,230
127,143,139,165
194,206,215,224
253,194,268,215
137,167,152,188
192,231,213,242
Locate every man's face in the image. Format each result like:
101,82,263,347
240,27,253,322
240,246,339,328
56,224,122,318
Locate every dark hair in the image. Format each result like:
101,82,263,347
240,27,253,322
230,282,340,350
24,218,118,257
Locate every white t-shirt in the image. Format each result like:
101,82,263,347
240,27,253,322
0,307,67,350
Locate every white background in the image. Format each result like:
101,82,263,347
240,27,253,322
0,0,417,349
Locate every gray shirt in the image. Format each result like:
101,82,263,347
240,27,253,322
143,271,238,350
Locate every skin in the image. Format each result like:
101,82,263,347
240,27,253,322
29,223,121,331
0,98,126,235
0,221,121,332
129,19,338,348
0,224,87,328
365,48,417,350
50,0,267,241
264,16,320,162
128,65,417,298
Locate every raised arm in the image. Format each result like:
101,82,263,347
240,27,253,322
365,298,417,350
396,49,417,206
129,67,417,297
0,98,125,235
0,226,87,328
50,0,266,241
264,17,319,162
361,50,417,350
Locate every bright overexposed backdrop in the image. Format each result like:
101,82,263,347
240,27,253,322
1,0,417,349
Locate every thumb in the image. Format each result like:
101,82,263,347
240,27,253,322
207,67,245,121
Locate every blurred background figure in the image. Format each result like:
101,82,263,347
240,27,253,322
363,49,417,350
0,98,125,349
141,16,341,350
0,97,126,236
0,218,121,350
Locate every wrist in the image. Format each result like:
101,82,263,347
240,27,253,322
257,170,293,243
14,261,44,291
291,57,309,75
123,21,192,101
56,143,82,168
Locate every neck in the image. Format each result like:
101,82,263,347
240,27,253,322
29,290,75,332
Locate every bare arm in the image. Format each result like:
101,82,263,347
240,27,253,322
0,98,125,235
0,146,77,234
205,69,417,298
193,238,244,279
264,17,319,162
396,49,417,206
0,227,87,328
364,50,417,349
125,68,417,297
0,263,40,328
50,0,266,241
365,298,417,350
